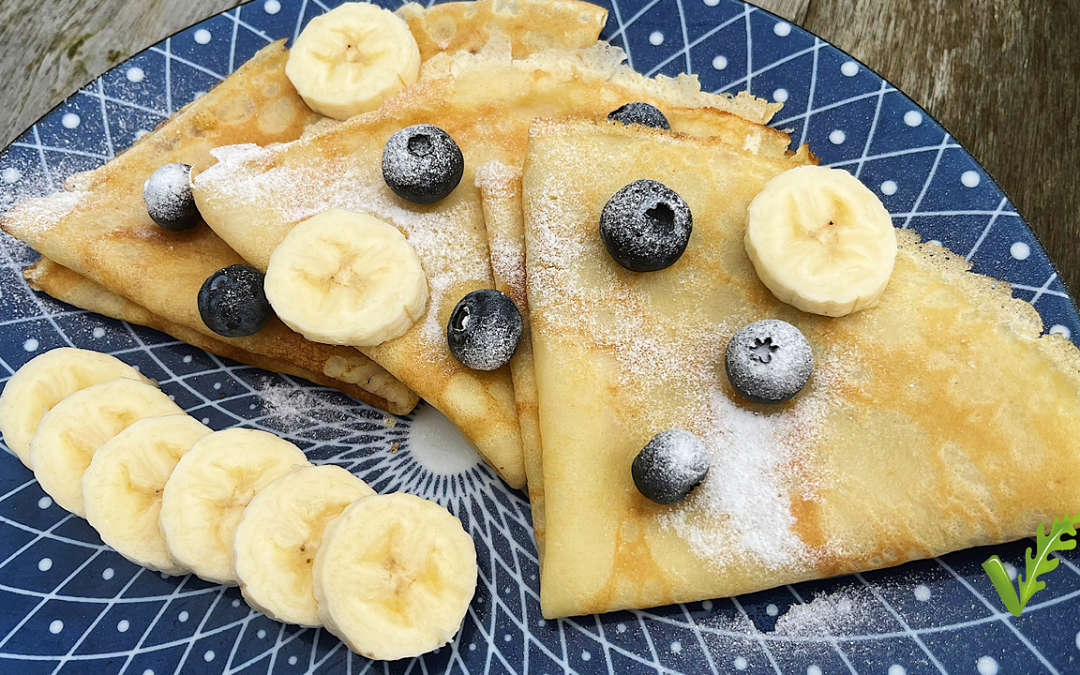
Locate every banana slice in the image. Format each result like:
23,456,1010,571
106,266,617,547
30,379,185,517
745,165,898,317
82,415,212,575
232,464,374,626
264,210,428,347
159,428,309,584
313,493,477,660
0,348,149,467
286,2,421,120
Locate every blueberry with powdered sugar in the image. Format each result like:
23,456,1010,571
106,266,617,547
447,289,523,371
632,429,710,505
600,179,692,272
382,124,464,204
144,163,200,231
198,264,273,338
608,102,671,130
725,320,813,404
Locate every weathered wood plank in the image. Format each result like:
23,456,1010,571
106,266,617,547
2,0,1076,295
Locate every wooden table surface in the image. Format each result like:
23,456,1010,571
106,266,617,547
1,0,1077,293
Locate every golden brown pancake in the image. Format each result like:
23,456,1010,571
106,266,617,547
23,258,399,406
190,41,781,490
523,118,1080,618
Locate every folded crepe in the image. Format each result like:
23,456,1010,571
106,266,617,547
23,258,395,403
475,109,799,555
190,40,780,489
521,117,1080,618
0,0,608,418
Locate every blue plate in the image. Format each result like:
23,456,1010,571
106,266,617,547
1,1,1078,673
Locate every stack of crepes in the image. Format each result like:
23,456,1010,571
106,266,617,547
8,0,1080,621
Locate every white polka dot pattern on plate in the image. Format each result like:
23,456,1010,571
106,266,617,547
102,567,114,580
829,129,846,144
703,0,720,6
976,656,999,675
62,113,81,129
903,110,923,127
1051,324,1072,339
649,31,664,46
178,610,189,622
257,629,266,639
712,55,728,70
288,656,298,665
49,620,63,634
1010,241,1030,260
582,651,591,661
38,557,52,571
194,29,212,45
962,170,981,188
23,338,39,352
671,641,681,653
92,327,106,338
734,656,748,670
2,167,21,183
766,603,779,616
881,180,898,195
914,584,932,601
773,21,791,37
142,670,154,675
807,666,822,675
841,61,859,76
264,0,281,13
203,650,215,662
117,619,130,632
773,88,788,103
38,496,51,509
888,665,906,675
126,67,145,83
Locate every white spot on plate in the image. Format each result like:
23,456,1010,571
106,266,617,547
469,643,476,651
49,620,63,634
962,170,981,188
582,651,591,661
38,497,52,509
92,327,106,338
671,641,681,653
703,0,720,6
712,55,728,70
1051,324,1072,339
702,600,713,610
178,611,190,622
538,619,547,628
62,113,81,129
264,0,281,13
914,584,931,601
23,338,39,352
135,129,150,139
126,67,145,83
773,22,791,37
773,88,788,103
288,656,298,665
194,29,212,45
1004,562,1018,580
766,603,779,616
408,403,481,475
182,355,193,364
616,622,626,633
928,239,942,247
1076,629,1080,650
976,656,999,675
231,598,241,608
203,650,215,662
880,180,898,196
38,557,52,572
808,666,823,675
1010,241,1030,260
841,61,859,77
256,628,266,638
143,670,154,675
888,665,906,675
213,382,222,390
649,31,664,46
117,619,130,633
904,110,923,127
734,656,748,671
102,567,114,580
829,129,846,145
504,634,512,642
201,418,210,425
2,168,22,184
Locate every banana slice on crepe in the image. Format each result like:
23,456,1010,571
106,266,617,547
159,428,309,584
0,348,149,467
286,2,421,120
746,165,897,317
264,210,428,347
30,379,185,517
232,464,374,626
313,493,477,660
82,415,212,575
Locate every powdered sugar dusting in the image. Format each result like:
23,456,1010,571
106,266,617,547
770,587,883,637
2,190,85,238
477,162,527,305
256,379,349,431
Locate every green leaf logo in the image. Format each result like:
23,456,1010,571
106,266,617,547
982,513,1080,616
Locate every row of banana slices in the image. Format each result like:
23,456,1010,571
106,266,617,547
0,347,477,661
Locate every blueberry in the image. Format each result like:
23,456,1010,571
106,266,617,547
198,265,273,338
725,320,813,404
144,163,200,231
600,179,692,272
447,289,523,371
608,102,671,130
382,124,464,204
632,429,710,505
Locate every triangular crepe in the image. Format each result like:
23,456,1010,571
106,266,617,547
190,41,780,489
23,258,394,403
522,118,1080,618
